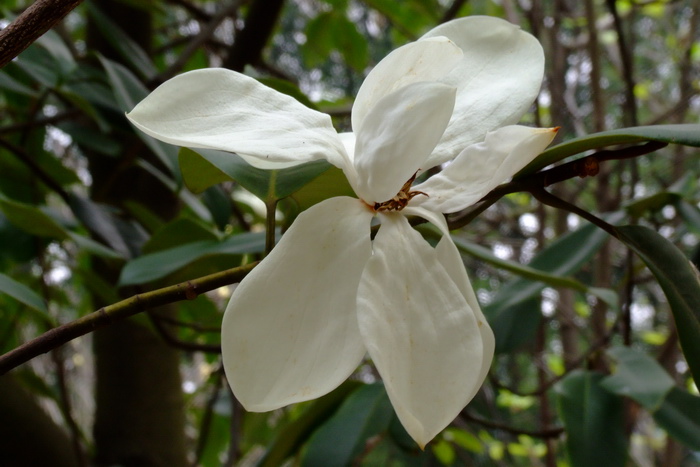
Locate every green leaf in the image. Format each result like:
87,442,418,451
179,148,332,201
258,381,362,467
335,15,369,71
87,3,157,79
600,346,675,410
303,12,336,68
13,45,60,88
518,124,700,177
301,383,394,466
288,166,356,211
118,232,267,285
68,194,132,257
676,200,700,234
0,273,47,314
34,29,76,74
555,370,628,467
0,195,68,239
615,224,700,382
142,217,218,254
625,192,681,218
653,387,700,451
0,72,39,96
99,56,179,177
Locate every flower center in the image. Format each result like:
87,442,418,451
373,172,428,212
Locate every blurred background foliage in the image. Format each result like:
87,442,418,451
1,0,700,465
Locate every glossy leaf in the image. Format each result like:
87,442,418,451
68,194,132,258
179,147,332,201
518,124,700,177
0,273,47,314
99,56,179,177
555,370,628,467
118,232,267,285
653,387,700,451
258,382,361,467
87,3,157,79
600,346,674,410
615,224,700,382
301,383,394,467
0,196,68,239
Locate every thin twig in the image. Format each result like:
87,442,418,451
462,411,564,439
149,313,222,353
0,262,257,375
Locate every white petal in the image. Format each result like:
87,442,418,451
434,235,494,401
353,82,456,204
420,16,546,168
414,126,558,213
338,132,359,188
356,213,483,447
222,197,373,411
352,37,463,133
402,205,494,399
126,68,351,170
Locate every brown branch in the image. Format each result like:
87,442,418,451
149,313,222,353
0,0,84,68
440,0,469,23
0,262,258,375
447,141,668,230
223,0,286,71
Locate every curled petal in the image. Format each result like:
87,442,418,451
357,213,484,447
126,68,350,170
353,82,456,204
352,37,463,133
414,126,558,214
421,16,546,168
222,197,373,411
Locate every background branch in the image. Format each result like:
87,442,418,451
0,262,257,375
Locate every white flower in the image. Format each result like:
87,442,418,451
126,16,558,447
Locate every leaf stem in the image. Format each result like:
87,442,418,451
265,199,277,254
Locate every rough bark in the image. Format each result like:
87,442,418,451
0,0,83,68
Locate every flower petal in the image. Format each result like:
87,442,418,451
434,235,495,401
402,205,494,399
352,37,463,133
356,213,484,447
353,82,456,203
420,16,546,168
126,68,351,170
222,197,373,411
414,126,558,213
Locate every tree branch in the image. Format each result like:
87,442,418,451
0,262,258,375
0,0,84,68
447,141,667,230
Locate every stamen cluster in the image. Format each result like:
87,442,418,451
373,172,427,212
